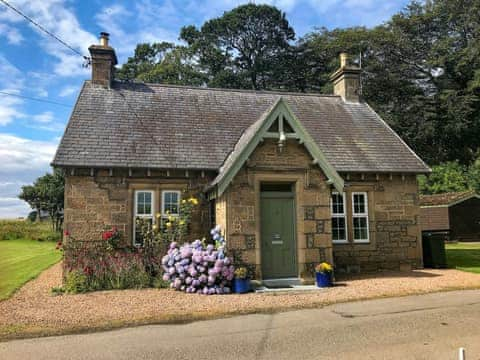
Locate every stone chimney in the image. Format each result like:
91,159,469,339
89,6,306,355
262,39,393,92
330,52,361,102
88,32,117,88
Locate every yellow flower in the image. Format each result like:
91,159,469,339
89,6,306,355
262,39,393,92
181,199,187,204
188,197,198,205
315,262,333,273
152,224,158,231
156,213,161,219
179,220,185,225
165,222,172,228
168,215,174,222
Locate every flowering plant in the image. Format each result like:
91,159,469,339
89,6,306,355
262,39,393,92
315,262,333,273
161,226,234,295
102,227,121,251
234,267,248,279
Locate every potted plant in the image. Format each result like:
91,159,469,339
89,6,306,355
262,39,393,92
232,267,251,293
315,262,333,287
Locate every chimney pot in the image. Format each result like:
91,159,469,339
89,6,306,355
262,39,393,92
100,32,110,47
339,52,348,68
330,52,361,102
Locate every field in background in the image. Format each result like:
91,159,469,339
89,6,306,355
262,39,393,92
0,220,60,242
446,242,480,274
0,220,62,300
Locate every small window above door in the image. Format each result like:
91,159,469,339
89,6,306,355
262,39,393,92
260,183,294,192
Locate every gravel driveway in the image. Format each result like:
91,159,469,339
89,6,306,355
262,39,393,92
1,262,480,340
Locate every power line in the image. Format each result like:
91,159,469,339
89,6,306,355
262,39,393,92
0,0,90,62
0,91,73,108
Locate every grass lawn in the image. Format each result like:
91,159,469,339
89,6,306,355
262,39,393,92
445,242,480,274
0,239,62,300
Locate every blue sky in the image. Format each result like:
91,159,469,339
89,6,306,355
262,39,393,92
0,0,410,218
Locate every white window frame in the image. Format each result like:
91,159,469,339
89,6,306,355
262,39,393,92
133,190,155,246
352,192,369,243
331,192,348,244
161,190,181,218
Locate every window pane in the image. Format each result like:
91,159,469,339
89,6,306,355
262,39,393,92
136,191,153,215
144,192,151,204
163,191,180,215
332,217,346,241
134,217,152,246
144,203,151,214
331,193,344,214
353,194,365,214
353,217,368,241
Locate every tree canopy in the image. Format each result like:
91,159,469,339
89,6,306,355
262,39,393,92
19,169,64,231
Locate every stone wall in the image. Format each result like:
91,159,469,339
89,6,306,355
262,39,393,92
333,174,422,273
218,139,333,280
64,168,212,247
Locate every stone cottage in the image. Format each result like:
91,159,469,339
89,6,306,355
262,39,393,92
53,33,430,281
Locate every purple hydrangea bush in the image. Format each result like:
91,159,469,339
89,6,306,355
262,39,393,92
161,226,234,295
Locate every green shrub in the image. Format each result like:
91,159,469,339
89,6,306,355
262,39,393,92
50,286,65,296
0,220,60,242
65,271,89,294
152,276,170,289
63,240,157,292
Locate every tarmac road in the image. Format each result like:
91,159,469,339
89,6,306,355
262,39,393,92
1,289,480,359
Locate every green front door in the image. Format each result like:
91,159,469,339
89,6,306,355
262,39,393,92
260,192,296,279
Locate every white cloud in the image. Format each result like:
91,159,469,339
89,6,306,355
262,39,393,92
0,133,58,218
33,111,54,123
0,23,24,44
0,55,25,126
0,54,24,89
0,198,31,219
0,134,57,172
0,93,25,126
58,85,77,97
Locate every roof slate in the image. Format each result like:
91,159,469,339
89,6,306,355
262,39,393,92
52,81,430,174
420,191,479,207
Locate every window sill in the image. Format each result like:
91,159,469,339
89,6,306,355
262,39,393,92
353,240,370,244
332,240,349,244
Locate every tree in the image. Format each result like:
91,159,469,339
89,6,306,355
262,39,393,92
19,169,64,232
116,42,206,86
19,185,42,221
418,161,469,194
180,4,295,90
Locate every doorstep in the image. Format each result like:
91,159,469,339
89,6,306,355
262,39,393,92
256,277,320,293
262,277,301,287
255,284,320,293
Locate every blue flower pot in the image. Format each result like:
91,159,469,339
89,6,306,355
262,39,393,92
316,272,333,287
233,278,251,293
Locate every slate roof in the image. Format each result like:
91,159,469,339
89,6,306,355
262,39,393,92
53,81,430,174
420,191,479,207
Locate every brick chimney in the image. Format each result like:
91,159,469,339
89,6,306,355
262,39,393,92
88,32,117,88
330,52,361,102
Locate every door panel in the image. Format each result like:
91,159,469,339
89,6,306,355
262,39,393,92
261,196,296,278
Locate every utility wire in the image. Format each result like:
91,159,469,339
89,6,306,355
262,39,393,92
0,91,73,108
0,0,90,61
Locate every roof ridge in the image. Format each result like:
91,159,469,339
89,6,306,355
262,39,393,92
111,80,341,98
